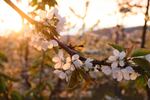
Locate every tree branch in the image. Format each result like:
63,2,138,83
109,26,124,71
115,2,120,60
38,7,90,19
4,0,108,67
4,0,38,25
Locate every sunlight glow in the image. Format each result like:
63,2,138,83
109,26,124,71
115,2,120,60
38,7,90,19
0,0,28,36
0,0,147,36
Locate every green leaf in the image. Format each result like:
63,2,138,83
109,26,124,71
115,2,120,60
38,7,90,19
0,77,7,93
109,43,125,52
135,75,147,88
11,91,23,100
132,58,150,73
131,49,150,57
78,69,91,82
68,70,81,89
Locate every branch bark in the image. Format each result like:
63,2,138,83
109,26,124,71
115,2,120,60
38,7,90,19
141,0,150,48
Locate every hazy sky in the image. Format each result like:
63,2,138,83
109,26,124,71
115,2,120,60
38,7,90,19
0,0,146,35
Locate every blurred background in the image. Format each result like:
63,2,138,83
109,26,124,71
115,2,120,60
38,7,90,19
0,0,150,100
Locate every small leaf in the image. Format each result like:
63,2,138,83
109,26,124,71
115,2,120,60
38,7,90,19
11,91,23,100
68,70,81,89
0,77,7,93
135,75,147,88
132,58,150,73
109,44,125,52
131,49,150,57
78,69,91,82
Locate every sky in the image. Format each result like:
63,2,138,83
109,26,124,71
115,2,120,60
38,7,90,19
0,0,147,35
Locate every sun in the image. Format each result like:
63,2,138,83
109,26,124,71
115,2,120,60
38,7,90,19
0,0,29,36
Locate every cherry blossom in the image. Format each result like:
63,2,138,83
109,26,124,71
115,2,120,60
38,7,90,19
147,78,150,88
30,35,58,51
101,66,112,75
72,54,83,68
52,50,64,69
101,65,139,81
84,58,94,71
112,68,123,81
107,49,126,68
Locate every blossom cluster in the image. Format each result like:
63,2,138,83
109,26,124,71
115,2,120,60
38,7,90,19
30,7,150,89
30,7,65,51
52,50,83,81
37,7,66,33
52,50,101,81
30,35,58,51
101,49,139,81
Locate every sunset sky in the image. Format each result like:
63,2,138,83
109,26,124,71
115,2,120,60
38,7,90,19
0,0,147,35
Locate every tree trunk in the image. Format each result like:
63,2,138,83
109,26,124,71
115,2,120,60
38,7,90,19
141,0,150,48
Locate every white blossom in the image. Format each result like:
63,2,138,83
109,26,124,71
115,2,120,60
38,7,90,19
72,54,83,68
125,66,134,73
52,50,64,69
62,57,72,70
112,68,123,81
46,7,66,33
47,40,58,49
101,66,112,75
30,35,58,51
147,78,150,88
83,58,93,71
53,70,67,80
46,7,59,19
85,58,93,68
107,49,126,68
121,68,130,80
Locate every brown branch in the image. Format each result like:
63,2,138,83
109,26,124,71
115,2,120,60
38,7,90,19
4,0,108,67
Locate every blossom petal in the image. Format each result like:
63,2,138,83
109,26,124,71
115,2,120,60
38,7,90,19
121,69,130,80
108,56,117,62
73,60,83,68
62,63,71,70
72,54,79,61
52,57,60,63
58,50,64,60
116,71,123,81
66,57,71,63
111,61,118,68
51,40,58,47
47,41,53,49
70,64,75,71
119,51,126,60
130,72,139,80
125,66,134,73
54,63,62,69
119,60,125,67
113,49,120,57
101,66,112,75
